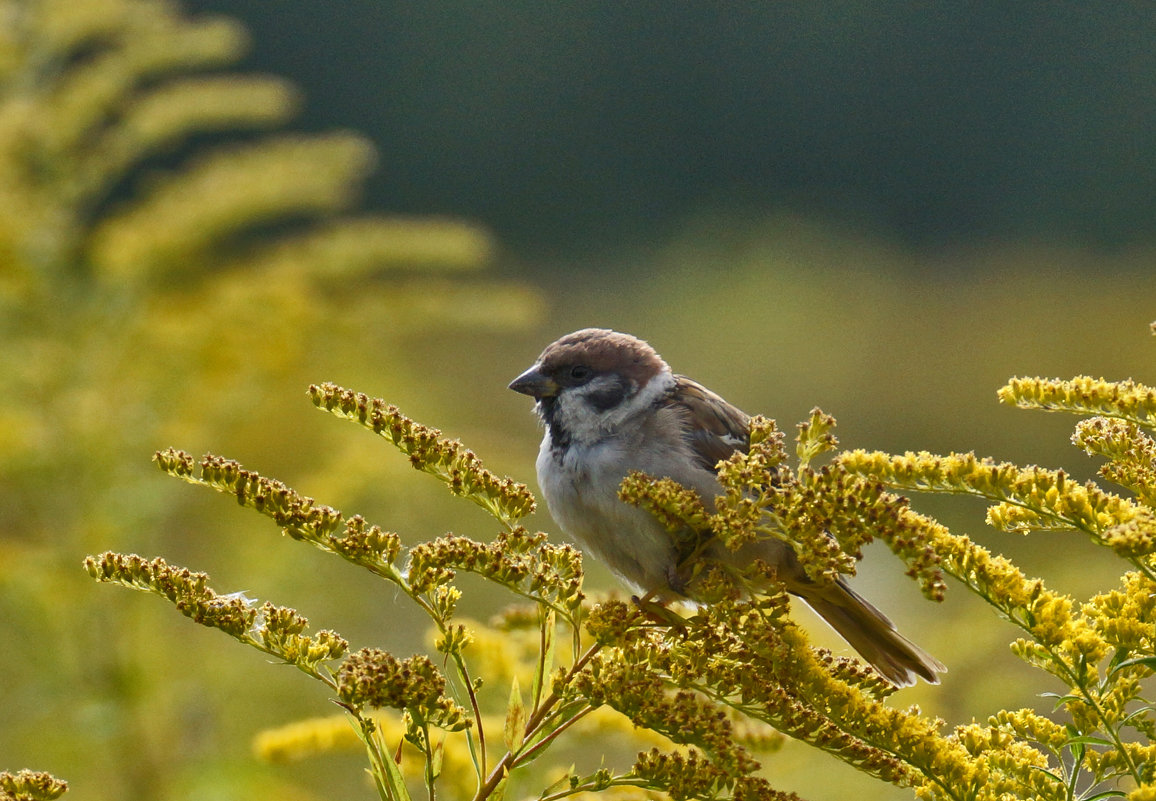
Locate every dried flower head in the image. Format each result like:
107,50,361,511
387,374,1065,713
309,382,536,524
335,648,470,732
84,552,347,674
0,771,68,801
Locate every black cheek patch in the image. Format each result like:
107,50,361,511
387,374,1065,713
584,377,630,411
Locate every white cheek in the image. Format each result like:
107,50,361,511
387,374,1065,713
552,371,676,445
551,390,607,443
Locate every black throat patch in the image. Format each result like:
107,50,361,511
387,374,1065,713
539,397,571,450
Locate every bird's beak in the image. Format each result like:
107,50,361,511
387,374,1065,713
509,365,559,399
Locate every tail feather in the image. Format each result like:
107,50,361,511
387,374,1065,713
803,579,945,687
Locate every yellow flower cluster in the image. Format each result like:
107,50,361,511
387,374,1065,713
154,448,406,577
253,604,349,671
580,594,950,794
837,369,1156,798
839,449,1156,559
329,515,404,570
1083,571,1156,654
1074,415,1156,508
947,720,1059,800
93,134,376,278
795,407,839,466
999,375,1156,426
247,216,495,277
179,450,344,537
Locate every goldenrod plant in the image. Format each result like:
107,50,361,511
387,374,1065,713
0,0,535,795
85,343,1156,800
838,371,1156,801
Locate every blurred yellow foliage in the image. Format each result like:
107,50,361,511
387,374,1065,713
0,0,537,798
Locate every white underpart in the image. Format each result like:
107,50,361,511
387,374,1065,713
535,370,723,594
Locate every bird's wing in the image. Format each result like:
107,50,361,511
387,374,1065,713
666,375,751,473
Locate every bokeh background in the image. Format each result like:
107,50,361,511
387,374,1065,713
2,1,1154,799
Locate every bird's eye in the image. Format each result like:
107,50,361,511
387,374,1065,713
568,365,592,382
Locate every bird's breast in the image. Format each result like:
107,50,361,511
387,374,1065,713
535,431,716,595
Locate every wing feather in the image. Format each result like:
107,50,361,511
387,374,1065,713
664,375,751,472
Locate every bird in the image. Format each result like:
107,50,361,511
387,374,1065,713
509,327,944,686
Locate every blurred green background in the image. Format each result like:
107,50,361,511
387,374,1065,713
2,2,1154,800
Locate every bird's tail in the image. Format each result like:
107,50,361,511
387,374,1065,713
803,579,945,687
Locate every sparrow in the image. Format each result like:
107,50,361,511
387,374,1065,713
509,327,944,686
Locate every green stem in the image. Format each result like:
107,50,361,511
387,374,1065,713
472,640,603,801
538,775,650,801
510,704,594,770
422,722,436,801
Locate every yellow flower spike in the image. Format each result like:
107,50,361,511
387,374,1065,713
92,133,375,278
986,503,1072,533
999,376,1156,427
1074,417,1156,464
1083,572,1156,652
1101,509,1156,558
308,383,536,526
841,447,1151,551
991,708,1070,751
618,472,713,537
160,450,346,539
330,516,403,570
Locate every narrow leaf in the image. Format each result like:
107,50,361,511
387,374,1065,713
1108,654,1156,676
1063,735,1114,747
504,676,527,752
541,769,577,797
351,715,413,801
533,608,556,710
